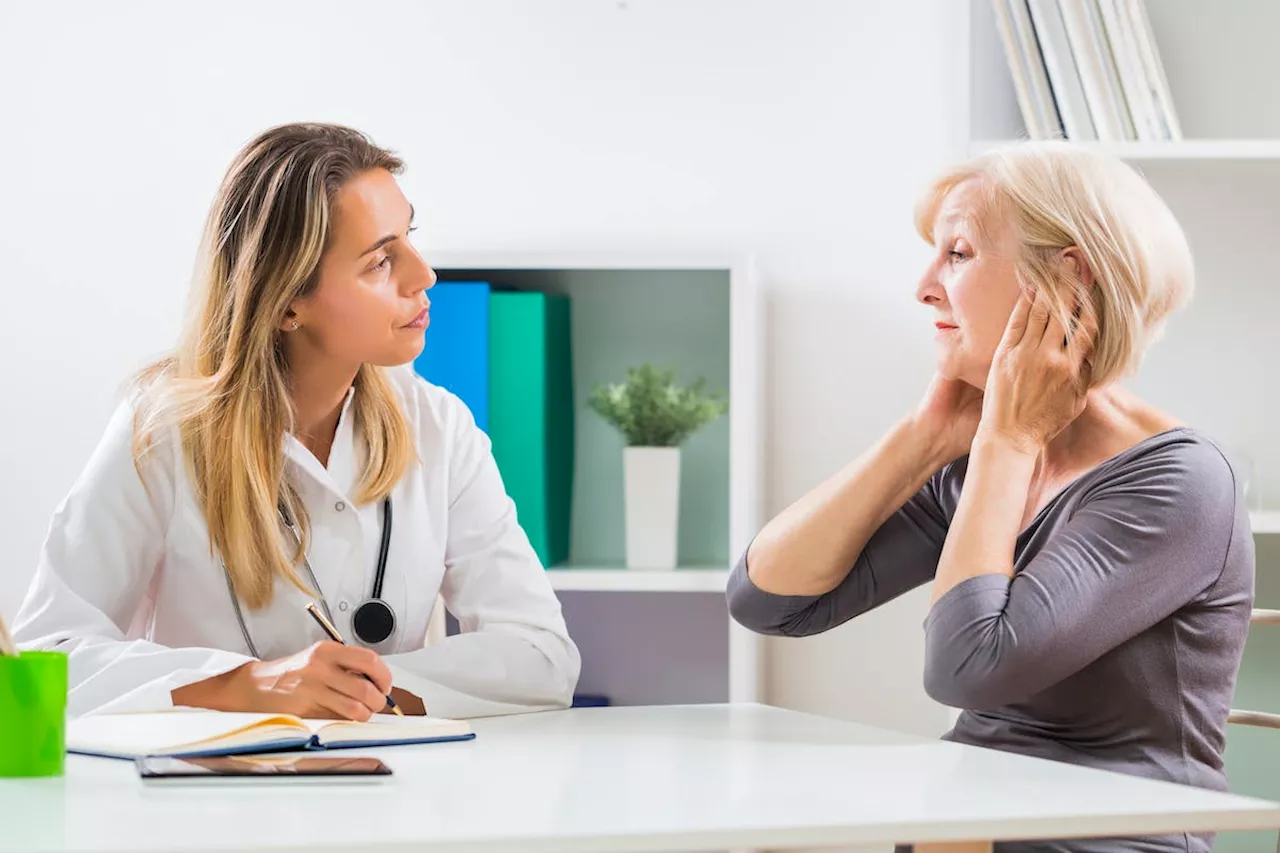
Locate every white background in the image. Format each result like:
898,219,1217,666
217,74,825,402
0,0,968,736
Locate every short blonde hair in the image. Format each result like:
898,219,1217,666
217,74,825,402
914,140,1193,388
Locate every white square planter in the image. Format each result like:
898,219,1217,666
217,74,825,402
623,446,680,570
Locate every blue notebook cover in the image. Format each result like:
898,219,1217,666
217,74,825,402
413,281,491,431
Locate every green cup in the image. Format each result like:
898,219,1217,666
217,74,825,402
0,651,68,777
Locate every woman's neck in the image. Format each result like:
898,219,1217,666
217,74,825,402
289,358,359,469
1042,385,1181,477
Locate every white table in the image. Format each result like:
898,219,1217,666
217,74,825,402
3,703,1279,852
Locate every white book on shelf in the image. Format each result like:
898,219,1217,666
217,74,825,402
1126,0,1183,141
1006,0,1064,138
1027,0,1097,140
1055,0,1131,141
1095,0,1161,141
991,0,1049,139
1083,0,1138,140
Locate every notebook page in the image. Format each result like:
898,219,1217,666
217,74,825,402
67,711,307,756
304,715,472,744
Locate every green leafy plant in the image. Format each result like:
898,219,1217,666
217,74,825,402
587,364,728,447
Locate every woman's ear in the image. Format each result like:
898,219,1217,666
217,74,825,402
283,285,319,332
279,306,301,333
1059,246,1102,327
1060,247,1095,288
1058,248,1102,384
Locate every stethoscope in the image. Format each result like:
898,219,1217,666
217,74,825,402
222,496,397,658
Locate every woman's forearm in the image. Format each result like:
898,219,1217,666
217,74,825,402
171,664,253,711
745,417,954,596
930,431,1037,605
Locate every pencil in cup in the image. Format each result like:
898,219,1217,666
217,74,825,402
304,603,404,717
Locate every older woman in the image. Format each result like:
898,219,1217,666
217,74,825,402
727,141,1254,853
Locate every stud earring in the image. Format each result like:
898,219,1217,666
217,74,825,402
289,321,299,331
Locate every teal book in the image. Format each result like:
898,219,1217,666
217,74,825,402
488,291,574,568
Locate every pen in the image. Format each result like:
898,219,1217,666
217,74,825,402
0,612,17,656
305,602,404,717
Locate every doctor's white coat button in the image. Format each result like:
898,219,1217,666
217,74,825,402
339,601,349,612
334,501,346,512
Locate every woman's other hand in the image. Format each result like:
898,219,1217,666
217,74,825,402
913,374,985,465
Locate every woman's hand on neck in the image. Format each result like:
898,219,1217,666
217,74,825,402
283,336,360,469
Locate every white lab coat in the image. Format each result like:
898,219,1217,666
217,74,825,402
13,366,581,719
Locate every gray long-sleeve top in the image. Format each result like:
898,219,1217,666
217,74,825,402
727,428,1254,853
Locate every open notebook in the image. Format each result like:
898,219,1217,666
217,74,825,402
67,710,475,760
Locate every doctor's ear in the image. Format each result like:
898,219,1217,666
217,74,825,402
280,309,301,333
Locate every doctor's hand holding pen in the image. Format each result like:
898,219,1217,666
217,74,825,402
171,641,406,722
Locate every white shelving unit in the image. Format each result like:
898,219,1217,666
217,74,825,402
429,251,765,707
970,139,1280,162
961,4,1280,850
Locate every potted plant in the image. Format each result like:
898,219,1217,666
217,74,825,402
587,364,728,570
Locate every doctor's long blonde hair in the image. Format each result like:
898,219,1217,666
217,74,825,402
132,123,416,611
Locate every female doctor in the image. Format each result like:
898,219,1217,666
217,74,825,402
13,122,581,721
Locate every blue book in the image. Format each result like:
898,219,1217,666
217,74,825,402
413,281,491,432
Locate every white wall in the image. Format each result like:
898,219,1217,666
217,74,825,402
0,0,961,737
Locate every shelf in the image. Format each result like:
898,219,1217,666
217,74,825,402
1252,512,1280,535
545,566,729,592
425,254,765,705
968,140,1280,162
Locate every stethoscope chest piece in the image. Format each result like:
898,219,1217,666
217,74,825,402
352,597,396,645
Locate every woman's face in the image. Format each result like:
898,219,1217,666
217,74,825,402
286,167,436,371
916,180,1023,389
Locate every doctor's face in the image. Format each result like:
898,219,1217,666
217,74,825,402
286,168,437,370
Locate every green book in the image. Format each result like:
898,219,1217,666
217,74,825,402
488,291,574,568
